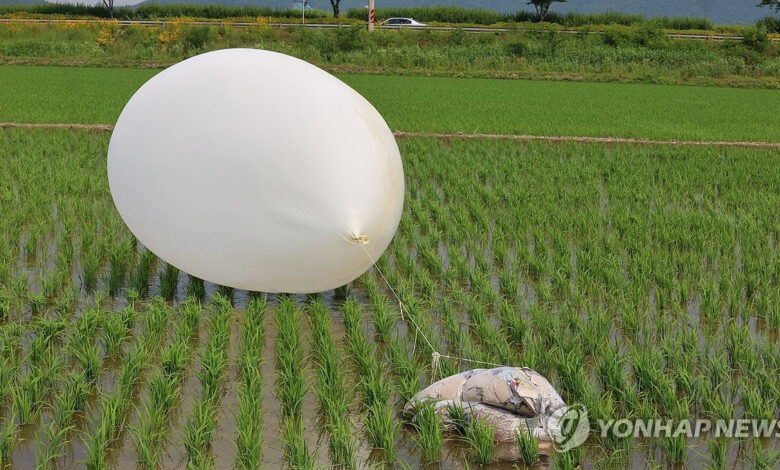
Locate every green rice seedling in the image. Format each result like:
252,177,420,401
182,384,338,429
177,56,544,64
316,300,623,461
132,249,157,297
234,297,265,467
118,341,148,395
748,439,779,470
73,342,101,385
0,290,9,320
0,414,17,465
663,433,687,465
81,250,100,293
119,303,138,331
106,240,132,297
185,275,206,300
28,292,46,315
198,336,228,400
706,437,728,470
326,408,357,467
234,374,263,470
465,414,495,464
359,365,393,410
333,283,351,302
514,427,540,466
148,372,180,415
413,402,444,463
369,294,397,342
179,296,203,334
131,402,165,469
160,340,189,379
102,312,126,358
365,400,399,462
12,376,40,424
216,284,235,304
57,371,89,423
446,402,468,436
275,296,305,417
35,418,73,470
281,417,314,470
183,397,218,467
552,446,585,470
158,262,179,301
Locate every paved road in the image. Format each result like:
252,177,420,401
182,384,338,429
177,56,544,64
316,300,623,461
1,17,775,42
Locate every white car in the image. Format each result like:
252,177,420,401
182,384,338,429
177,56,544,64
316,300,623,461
381,17,427,27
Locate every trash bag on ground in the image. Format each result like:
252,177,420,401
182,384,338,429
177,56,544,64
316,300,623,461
405,367,566,444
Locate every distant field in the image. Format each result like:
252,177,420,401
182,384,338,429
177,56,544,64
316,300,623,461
1,65,778,142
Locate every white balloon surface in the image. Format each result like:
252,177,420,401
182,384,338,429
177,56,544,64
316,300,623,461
108,49,404,293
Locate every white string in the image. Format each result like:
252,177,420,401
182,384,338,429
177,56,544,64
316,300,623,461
340,231,513,382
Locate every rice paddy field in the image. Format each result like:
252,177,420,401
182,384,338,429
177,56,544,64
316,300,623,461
0,125,778,469
1,65,780,142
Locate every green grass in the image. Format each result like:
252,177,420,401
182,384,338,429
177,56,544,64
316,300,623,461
1,65,778,142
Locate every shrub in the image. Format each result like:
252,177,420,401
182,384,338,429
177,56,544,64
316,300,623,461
743,26,770,52
334,25,364,52
182,25,211,51
757,16,780,34
449,28,466,46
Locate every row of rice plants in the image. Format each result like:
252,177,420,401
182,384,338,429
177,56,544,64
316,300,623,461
34,300,138,469
308,298,356,467
132,298,202,467
274,296,314,469
233,296,266,470
182,295,233,467
83,298,173,469
338,295,400,464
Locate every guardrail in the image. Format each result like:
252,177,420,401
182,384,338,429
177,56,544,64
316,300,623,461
1,17,776,42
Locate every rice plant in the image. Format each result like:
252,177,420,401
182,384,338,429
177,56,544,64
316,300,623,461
275,295,306,418
365,400,400,462
234,296,266,470
514,426,540,465
413,402,444,463
183,295,233,467
158,262,179,301
102,311,127,358
185,275,206,300
706,437,728,470
465,415,495,464
0,414,17,465
35,419,73,470
282,417,314,470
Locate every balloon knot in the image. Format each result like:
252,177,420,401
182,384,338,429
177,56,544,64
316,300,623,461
351,234,370,245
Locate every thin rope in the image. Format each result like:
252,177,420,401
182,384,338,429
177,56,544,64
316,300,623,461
340,231,513,381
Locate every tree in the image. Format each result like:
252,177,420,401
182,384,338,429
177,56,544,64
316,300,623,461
101,0,114,18
330,0,342,18
527,0,567,22
759,0,779,11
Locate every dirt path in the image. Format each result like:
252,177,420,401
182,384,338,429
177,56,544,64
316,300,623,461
2,122,778,149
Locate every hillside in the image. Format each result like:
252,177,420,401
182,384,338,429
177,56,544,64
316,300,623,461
1,0,777,24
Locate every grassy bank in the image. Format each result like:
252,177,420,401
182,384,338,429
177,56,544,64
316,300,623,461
0,20,778,88
1,65,778,142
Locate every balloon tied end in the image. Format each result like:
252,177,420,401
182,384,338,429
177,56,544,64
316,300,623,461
351,233,370,245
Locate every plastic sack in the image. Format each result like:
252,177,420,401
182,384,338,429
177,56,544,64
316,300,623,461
108,49,404,293
406,367,566,443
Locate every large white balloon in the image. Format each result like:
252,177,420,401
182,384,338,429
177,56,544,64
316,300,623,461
108,49,404,293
